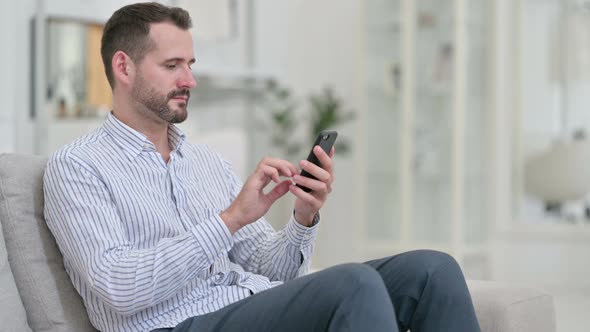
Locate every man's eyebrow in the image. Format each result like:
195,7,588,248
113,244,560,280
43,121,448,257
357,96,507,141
164,57,196,65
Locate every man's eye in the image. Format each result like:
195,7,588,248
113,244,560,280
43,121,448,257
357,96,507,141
166,64,176,69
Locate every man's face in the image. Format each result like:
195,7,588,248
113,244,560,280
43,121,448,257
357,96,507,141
130,22,196,124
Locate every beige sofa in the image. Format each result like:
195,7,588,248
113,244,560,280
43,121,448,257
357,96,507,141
0,153,556,332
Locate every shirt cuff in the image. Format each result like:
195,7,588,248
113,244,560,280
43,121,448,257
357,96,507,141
189,215,233,264
285,212,319,250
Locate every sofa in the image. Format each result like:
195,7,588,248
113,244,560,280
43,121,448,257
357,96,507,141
0,153,556,332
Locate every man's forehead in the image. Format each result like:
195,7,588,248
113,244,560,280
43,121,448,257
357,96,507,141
149,21,192,39
147,22,194,59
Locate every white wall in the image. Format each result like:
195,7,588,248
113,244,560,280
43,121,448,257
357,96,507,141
0,0,39,154
0,1,17,153
256,1,362,96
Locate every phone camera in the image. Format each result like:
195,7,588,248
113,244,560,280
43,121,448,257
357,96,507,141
322,134,329,140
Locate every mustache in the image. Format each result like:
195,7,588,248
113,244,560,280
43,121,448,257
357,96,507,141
168,89,190,100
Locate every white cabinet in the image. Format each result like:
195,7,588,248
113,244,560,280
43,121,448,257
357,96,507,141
358,0,492,277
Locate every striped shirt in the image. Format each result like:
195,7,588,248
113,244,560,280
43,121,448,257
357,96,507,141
43,113,319,332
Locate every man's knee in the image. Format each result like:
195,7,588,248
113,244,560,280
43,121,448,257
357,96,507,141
327,263,383,289
309,264,396,330
317,263,386,301
404,250,467,295
397,250,459,276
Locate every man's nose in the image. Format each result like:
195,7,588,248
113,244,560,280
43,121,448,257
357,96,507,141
178,68,197,89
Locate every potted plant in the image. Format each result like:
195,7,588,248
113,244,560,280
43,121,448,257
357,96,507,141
257,79,355,160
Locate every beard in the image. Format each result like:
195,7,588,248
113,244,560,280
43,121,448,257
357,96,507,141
131,73,190,124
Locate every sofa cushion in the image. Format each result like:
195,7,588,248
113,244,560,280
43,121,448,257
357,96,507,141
0,153,97,332
0,209,32,331
468,280,556,332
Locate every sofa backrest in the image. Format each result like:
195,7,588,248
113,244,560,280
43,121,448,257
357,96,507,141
0,153,97,332
0,199,32,331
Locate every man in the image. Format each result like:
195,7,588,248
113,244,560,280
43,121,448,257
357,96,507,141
44,2,481,332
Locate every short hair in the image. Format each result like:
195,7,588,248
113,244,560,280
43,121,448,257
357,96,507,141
100,2,192,88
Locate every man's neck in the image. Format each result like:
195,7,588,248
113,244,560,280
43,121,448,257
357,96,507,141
111,105,172,163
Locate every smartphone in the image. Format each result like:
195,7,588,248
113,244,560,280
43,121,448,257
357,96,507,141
296,130,338,193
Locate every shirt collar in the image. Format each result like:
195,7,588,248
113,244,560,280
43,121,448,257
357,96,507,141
102,112,187,159
167,123,186,157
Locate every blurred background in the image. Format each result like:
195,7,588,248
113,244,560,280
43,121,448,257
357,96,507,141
1,0,590,330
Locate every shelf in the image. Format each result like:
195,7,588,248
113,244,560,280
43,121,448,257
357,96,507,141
496,223,590,242
193,66,274,82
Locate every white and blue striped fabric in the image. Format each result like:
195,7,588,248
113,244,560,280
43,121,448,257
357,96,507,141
43,112,319,332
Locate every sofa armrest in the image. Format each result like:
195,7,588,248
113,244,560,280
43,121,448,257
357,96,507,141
468,280,556,332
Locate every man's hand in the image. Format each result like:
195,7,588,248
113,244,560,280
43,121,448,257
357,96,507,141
221,157,299,234
290,146,335,226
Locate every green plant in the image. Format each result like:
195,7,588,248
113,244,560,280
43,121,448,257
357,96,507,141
307,87,355,154
258,79,355,158
259,79,302,157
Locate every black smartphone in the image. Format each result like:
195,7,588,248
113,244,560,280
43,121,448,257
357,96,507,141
296,130,338,193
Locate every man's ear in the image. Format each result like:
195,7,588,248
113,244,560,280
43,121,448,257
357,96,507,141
112,51,134,87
